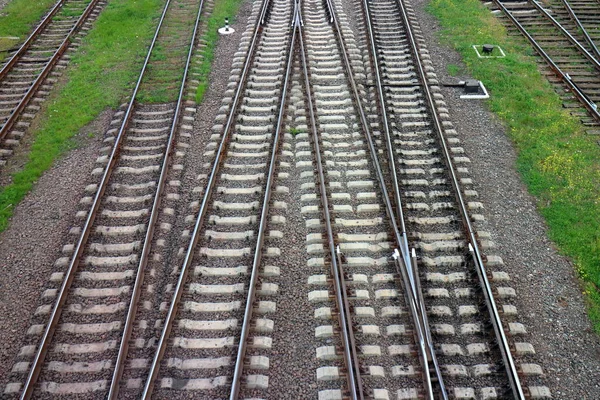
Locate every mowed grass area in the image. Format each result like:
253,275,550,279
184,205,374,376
428,0,600,330
0,0,57,56
0,0,165,231
193,0,245,102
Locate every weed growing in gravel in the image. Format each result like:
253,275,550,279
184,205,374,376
0,0,164,232
428,0,600,331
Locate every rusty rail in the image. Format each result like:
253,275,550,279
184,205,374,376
19,0,177,397
321,0,445,396
560,0,600,61
228,3,296,398
396,0,527,397
493,0,600,123
0,0,65,81
528,0,600,70
106,0,207,397
358,0,447,395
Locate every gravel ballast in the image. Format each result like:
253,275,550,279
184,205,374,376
0,113,107,383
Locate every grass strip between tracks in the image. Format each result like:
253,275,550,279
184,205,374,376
193,0,244,103
428,0,600,331
0,0,57,54
0,0,165,231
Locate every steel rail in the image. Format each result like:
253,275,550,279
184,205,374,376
140,0,277,396
396,0,526,397
492,0,600,122
560,0,600,61
410,247,444,395
391,251,434,399
20,0,177,397
359,0,410,287
357,0,447,395
528,0,600,70
229,4,296,398
106,0,206,397
322,0,439,397
0,0,101,144
0,0,65,81
335,247,364,400
298,8,363,397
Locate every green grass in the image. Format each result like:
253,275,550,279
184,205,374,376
137,0,198,103
0,0,165,232
428,0,600,331
0,0,56,37
0,0,57,59
0,37,19,52
194,0,245,103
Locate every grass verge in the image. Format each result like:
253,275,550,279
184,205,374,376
0,0,57,57
0,0,164,232
428,0,600,330
193,0,245,103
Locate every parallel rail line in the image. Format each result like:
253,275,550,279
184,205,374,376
1,0,553,396
358,0,528,395
321,0,443,396
14,0,205,397
490,0,600,126
297,2,365,397
557,0,600,60
0,0,105,168
358,0,448,394
383,0,526,396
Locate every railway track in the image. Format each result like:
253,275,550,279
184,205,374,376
300,0,434,397
0,0,106,169
3,0,206,397
543,0,600,61
564,0,600,51
304,0,552,396
131,0,294,396
487,0,600,131
2,0,554,396
359,0,552,396
295,0,549,395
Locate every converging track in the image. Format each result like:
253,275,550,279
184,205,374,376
362,0,527,395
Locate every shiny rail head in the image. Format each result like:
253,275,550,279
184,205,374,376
260,0,274,25
322,0,335,23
